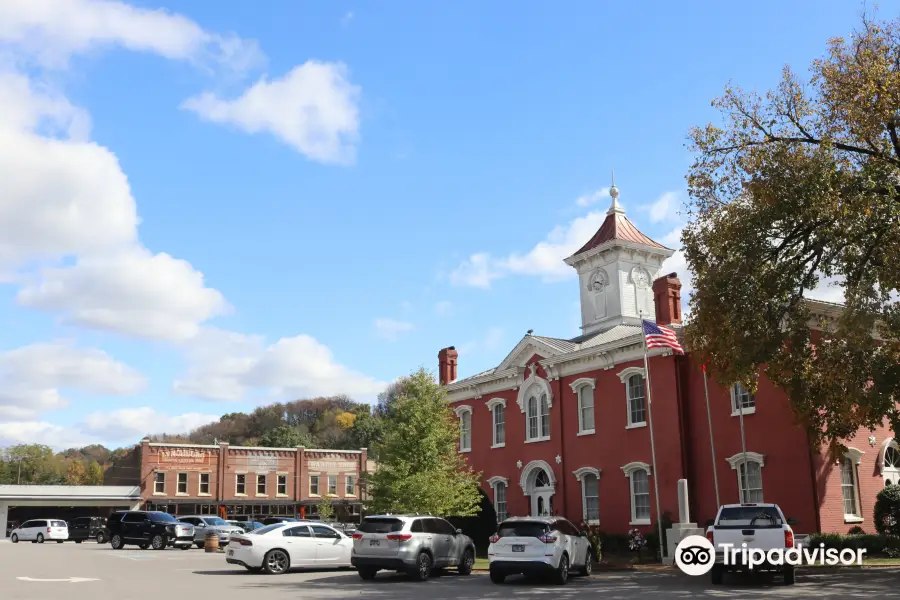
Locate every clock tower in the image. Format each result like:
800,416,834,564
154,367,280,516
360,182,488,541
564,177,675,336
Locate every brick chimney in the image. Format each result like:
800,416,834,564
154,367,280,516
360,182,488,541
652,272,683,326
438,346,458,385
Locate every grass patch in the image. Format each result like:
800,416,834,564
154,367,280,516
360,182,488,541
473,558,490,570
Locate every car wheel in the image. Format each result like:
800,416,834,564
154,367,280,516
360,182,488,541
555,553,569,585
784,566,796,586
580,549,593,576
711,564,724,585
410,552,432,582
358,568,378,580
458,548,474,576
262,549,290,575
489,568,506,584
96,533,107,544
10,534,18,543
36,534,44,544
150,535,165,550
110,534,125,549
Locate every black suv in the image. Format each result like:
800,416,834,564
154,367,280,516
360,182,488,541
107,511,194,550
68,516,108,543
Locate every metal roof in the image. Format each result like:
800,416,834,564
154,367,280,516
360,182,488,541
0,485,141,501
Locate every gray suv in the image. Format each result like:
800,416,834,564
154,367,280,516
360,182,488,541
178,515,244,548
351,514,476,581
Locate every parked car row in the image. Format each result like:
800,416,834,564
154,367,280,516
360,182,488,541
9,517,108,544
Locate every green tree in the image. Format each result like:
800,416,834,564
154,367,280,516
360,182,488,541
317,495,336,521
259,425,315,448
87,461,105,485
682,13,900,448
367,368,482,517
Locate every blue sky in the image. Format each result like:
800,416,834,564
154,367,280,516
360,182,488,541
0,0,890,449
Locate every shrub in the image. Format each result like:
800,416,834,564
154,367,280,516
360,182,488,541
580,524,603,561
807,532,843,551
806,532,896,555
874,485,900,536
847,525,865,535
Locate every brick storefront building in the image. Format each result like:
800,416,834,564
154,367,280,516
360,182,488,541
136,439,373,522
441,184,899,536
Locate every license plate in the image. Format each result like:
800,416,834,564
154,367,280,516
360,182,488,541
227,549,233,556
512,545,525,552
369,540,380,546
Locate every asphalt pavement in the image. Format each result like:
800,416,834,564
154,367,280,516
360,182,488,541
1,540,898,599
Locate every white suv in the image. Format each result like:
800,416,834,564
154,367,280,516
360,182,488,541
487,517,593,585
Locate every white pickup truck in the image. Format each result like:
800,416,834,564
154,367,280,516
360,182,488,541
705,503,796,586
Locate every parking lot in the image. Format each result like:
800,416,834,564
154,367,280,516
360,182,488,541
1,541,898,600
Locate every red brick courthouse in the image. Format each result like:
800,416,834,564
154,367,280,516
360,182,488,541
441,186,898,536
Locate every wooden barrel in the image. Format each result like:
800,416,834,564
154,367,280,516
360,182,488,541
204,533,219,552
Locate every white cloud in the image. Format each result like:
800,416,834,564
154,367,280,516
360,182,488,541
182,61,361,164
639,191,683,223
0,0,264,72
18,248,230,341
373,318,414,341
0,341,146,420
173,328,388,402
805,274,846,304
0,421,102,450
575,187,611,208
81,407,219,440
434,300,454,316
451,211,607,287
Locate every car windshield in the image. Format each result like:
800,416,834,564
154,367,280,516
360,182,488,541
149,512,178,523
249,523,287,535
497,521,549,538
717,506,783,528
205,518,228,526
358,518,404,534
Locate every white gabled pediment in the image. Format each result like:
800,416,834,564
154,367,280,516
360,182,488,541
496,336,563,371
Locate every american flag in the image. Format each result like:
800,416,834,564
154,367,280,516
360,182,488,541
642,319,684,355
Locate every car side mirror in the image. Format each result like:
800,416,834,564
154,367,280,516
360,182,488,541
456,529,463,535
196,523,205,528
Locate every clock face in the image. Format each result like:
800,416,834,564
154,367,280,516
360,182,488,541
632,268,650,288
588,269,607,291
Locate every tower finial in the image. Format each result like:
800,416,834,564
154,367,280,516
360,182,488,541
608,170,623,215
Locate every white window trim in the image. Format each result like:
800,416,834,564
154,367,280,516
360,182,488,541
519,460,556,495
841,448,865,523
486,398,507,448
176,472,189,496
198,471,212,497
235,472,247,497
327,474,338,496
519,380,552,443
571,378,596,435
573,467,601,525
309,473,321,497
730,383,756,416
455,405,473,453
256,473,268,497
153,470,167,496
345,474,357,498
487,476,509,522
726,452,765,503
617,367,647,428
621,461,652,525
275,472,289,497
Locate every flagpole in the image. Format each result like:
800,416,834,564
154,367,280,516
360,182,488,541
702,364,721,508
639,315,666,560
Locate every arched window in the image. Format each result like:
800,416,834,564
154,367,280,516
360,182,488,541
526,393,550,442
570,378,596,435
840,447,864,521
627,375,646,427
454,406,473,453
621,462,652,525
485,398,505,448
573,467,601,524
540,393,550,438
487,476,509,523
534,469,551,489
884,442,900,487
527,395,539,440
726,452,765,503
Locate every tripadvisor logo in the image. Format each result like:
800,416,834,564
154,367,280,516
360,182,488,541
674,535,866,576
